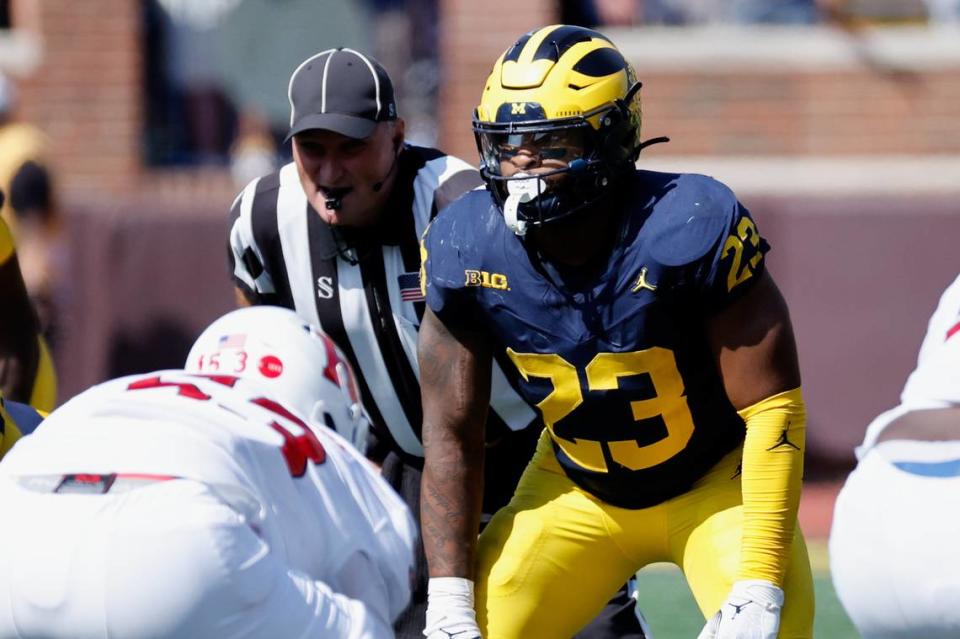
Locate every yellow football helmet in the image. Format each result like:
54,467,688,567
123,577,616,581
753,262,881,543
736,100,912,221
474,25,663,235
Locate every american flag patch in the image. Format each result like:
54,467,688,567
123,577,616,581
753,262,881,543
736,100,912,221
219,334,246,349
398,272,425,302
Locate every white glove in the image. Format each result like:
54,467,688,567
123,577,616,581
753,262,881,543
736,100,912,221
697,580,784,639
424,577,482,639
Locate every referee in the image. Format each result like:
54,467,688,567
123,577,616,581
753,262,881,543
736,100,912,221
226,48,541,637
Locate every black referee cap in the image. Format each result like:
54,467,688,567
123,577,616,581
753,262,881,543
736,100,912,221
286,48,398,141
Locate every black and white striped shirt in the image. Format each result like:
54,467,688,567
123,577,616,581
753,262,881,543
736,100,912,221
228,145,536,462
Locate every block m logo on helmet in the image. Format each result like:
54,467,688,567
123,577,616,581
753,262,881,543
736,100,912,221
497,101,547,123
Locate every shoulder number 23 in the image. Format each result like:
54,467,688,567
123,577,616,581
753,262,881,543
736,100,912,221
723,216,762,292
507,347,695,473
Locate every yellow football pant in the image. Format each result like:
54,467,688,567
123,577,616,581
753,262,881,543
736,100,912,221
475,430,814,638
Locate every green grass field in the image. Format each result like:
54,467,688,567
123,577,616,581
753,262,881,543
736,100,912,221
633,540,860,638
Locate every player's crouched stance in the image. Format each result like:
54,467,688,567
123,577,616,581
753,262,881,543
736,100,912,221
419,25,814,639
0,307,415,639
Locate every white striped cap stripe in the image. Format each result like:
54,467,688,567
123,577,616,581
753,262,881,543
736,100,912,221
342,47,381,120
320,49,337,114
287,47,338,126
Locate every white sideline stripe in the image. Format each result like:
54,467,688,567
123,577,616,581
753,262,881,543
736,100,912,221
345,47,381,119
287,48,337,125
641,155,960,197
320,49,336,114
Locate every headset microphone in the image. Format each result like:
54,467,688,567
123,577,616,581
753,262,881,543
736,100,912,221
372,140,402,193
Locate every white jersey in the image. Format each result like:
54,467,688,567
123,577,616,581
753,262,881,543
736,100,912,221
831,438,960,639
900,273,960,407
834,274,960,638
0,371,415,632
861,274,960,449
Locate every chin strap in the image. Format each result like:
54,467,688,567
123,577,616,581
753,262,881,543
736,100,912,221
632,136,671,162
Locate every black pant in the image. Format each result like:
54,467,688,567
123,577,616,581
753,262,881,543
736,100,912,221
381,453,429,638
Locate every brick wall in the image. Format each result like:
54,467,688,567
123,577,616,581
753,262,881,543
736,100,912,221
9,1,960,200
14,0,144,201
436,7,960,163
639,70,960,156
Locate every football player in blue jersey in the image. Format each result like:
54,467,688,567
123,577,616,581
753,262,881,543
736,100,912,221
418,25,814,639
0,189,56,413
0,393,44,459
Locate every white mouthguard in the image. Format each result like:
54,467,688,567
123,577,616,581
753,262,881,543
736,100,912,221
503,173,546,237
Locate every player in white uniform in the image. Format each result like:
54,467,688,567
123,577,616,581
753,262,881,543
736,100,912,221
830,274,960,639
0,307,415,639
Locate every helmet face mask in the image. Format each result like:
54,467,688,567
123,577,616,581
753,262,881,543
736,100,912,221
473,25,644,236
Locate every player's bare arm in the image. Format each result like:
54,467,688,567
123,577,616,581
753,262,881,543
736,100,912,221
707,270,801,408
700,268,805,639
419,307,491,578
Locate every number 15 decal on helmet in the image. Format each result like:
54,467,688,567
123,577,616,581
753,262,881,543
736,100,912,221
473,25,668,236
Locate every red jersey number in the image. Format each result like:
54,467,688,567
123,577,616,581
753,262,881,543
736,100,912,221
126,374,326,477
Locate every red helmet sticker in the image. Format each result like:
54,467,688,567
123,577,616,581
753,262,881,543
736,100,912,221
259,355,284,378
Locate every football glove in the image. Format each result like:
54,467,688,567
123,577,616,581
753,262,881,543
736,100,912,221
424,577,482,639
697,579,784,639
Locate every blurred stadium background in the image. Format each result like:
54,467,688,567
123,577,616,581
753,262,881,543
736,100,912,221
2,1,959,636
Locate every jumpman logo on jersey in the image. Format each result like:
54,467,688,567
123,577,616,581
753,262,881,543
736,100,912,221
767,421,800,452
632,266,658,293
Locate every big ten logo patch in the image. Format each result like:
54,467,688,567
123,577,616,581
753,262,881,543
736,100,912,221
464,269,509,290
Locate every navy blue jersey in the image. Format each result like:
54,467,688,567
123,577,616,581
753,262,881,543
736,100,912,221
422,170,770,509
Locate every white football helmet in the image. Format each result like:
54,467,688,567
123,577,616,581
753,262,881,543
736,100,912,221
185,307,370,453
